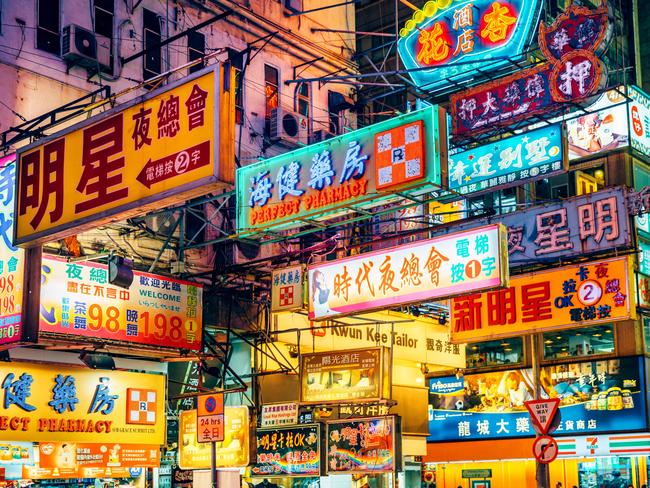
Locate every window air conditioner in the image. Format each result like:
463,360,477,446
269,107,308,146
62,24,111,70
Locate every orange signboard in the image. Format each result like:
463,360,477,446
197,393,224,443
38,442,159,469
15,66,230,246
451,256,635,343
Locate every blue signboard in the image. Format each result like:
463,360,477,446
428,356,647,442
397,0,542,92
448,124,565,195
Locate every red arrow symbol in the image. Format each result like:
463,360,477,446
136,140,211,189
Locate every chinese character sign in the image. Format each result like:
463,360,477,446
38,442,159,470
0,362,165,443
178,408,250,469
38,256,202,350
308,224,508,320
253,425,320,477
397,0,542,92
236,106,446,233
451,2,611,137
16,67,225,245
271,265,304,312
629,85,650,156
260,403,299,428
326,416,399,474
448,123,565,195
0,155,24,346
427,357,646,442
451,256,634,343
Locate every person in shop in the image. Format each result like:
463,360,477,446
605,471,628,488
498,370,533,407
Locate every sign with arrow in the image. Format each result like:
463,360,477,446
533,435,559,464
525,398,560,435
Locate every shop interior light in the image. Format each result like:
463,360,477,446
593,333,602,337
79,351,115,370
545,340,553,344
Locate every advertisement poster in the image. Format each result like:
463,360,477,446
0,362,165,444
629,85,650,156
237,106,446,234
566,89,629,160
252,425,320,476
39,256,202,350
451,256,634,343
271,265,304,312
0,154,24,346
301,348,390,404
16,67,226,245
178,408,249,469
326,416,399,474
427,357,646,442
38,442,159,469
448,124,565,196
0,442,33,480
309,224,508,320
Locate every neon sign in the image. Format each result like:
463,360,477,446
397,0,542,92
451,1,611,137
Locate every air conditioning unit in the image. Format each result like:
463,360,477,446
62,24,111,70
233,240,281,265
284,0,303,14
269,107,308,146
309,129,336,144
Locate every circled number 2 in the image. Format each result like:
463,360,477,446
578,280,603,306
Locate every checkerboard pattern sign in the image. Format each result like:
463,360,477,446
126,388,157,425
374,120,425,190
279,285,294,307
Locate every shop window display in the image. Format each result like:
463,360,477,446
578,456,632,488
465,338,524,369
543,325,615,360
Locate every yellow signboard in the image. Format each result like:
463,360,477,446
15,65,231,246
0,362,165,444
451,256,635,343
178,407,249,469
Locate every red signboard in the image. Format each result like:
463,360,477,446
525,399,560,435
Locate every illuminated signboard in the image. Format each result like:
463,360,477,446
15,66,231,246
451,2,611,138
260,402,299,428
178,408,250,469
637,273,650,309
38,442,159,470
629,85,650,156
448,123,566,195
428,357,647,442
236,106,446,234
252,425,321,477
0,155,25,347
326,416,400,474
397,0,542,91
271,265,305,312
557,433,650,458
308,224,508,320
0,442,33,480
451,256,634,343
38,256,202,350
566,89,628,160
0,362,165,443
444,186,632,267
300,347,391,404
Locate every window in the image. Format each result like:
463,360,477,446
543,324,615,360
465,338,524,369
264,64,279,137
37,0,60,55
143,8,162,82
188,31,205,74
466,187,517,217
94,0,114,72
579,457,632,488
295,81,310,117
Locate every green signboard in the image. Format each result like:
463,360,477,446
462,469,492,479
236,106,447,234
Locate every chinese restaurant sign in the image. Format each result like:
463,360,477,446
236,106,446,234
397,0,542,91
326,416,400,474
0,155,24,346
427,356,646,442
271,265,304,312
308,224,508,320
274,311,465,369
178,407,249,469
451,2,611,138
629,85,650,156
0,362,165,443
448,123,565,195
39,256,202,350
260,403,299,428
38,442,159,470
15,66,225,246
451,256,634,343
443,186,631,267
252,425,321,477
300,347,390,404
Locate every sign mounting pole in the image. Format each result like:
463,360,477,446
532,334,550,488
